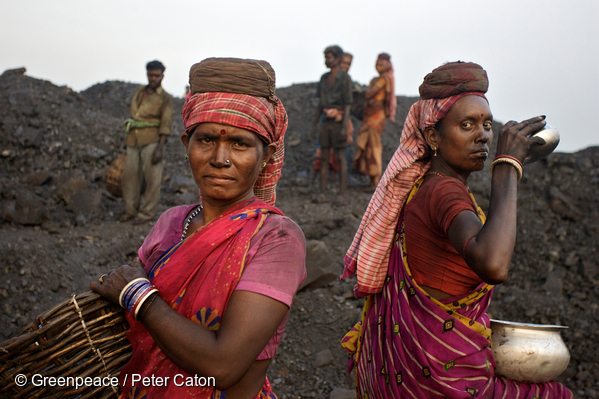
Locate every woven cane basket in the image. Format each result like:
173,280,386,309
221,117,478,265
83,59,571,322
105,153,127,197
0,292,131,399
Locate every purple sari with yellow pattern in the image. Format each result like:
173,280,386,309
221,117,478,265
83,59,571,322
342,182,573,399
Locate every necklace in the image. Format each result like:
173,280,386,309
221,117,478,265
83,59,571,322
424,171,447,178
181,205,203,241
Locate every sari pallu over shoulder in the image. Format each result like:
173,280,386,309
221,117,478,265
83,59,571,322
342,182,573,399
120,198,283,399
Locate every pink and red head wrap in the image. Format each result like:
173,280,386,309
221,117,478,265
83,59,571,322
343,61,489,296
182,58,288,206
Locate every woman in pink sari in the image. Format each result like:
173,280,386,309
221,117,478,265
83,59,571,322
91,58,306,399
342,61,573,398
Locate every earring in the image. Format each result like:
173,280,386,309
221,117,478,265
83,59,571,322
185,153,189,160
431,146,437,157
262,162,267,167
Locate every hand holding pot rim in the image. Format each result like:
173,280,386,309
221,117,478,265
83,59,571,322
495,116,547,164
525,124,560,164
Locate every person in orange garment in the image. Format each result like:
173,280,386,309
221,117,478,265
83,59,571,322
353,53,396,189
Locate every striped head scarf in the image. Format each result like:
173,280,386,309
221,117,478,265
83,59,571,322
342,61,488,296
182,58,288,206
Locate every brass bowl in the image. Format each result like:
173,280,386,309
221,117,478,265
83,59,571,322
490,319,570,383
525,124,560,164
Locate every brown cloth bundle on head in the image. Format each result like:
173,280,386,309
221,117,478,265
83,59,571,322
419,61,488,100
189,57,276,102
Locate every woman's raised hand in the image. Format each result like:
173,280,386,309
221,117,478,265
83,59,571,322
90,260,148,305
495,116,547,163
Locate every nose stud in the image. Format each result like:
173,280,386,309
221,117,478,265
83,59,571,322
225,159,231,164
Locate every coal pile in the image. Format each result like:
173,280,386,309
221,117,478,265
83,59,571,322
0,74,122,175
0,71,598,398
0,73,126,227
81,80,140,120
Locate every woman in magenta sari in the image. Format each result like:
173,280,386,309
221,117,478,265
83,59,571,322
91,58,306,399
341,62,573,398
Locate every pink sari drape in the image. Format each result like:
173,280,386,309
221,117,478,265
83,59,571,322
342,181,573,398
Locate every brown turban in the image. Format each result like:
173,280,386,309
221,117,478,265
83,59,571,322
189,57,276,102
418,61,488,100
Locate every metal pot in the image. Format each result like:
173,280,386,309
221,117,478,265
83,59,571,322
525,124,560,164
490,319,570,383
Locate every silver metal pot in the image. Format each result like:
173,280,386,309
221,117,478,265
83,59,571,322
525,124,560,164
490,319,570,383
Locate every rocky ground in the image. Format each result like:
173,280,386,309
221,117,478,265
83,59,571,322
0,69,598,398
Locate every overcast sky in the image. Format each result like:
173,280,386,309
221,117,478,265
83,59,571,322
2,0,598,152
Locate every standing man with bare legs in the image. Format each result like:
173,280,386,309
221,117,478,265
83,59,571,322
311,45,353,195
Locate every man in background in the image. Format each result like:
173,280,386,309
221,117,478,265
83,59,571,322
340,52,353,73
121,60,173,223
311,45,353,195
341,52,363,93
313,52,354,181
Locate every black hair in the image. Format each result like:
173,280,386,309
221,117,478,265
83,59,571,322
258,136,269,154
146,60,165,73
434,117,446,133
324,45,344,60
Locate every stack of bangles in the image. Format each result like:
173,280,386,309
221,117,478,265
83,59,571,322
489,155,523,181
119,278,159,321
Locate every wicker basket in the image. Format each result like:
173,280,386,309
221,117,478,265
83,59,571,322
105,153,127,197
0,292,132,399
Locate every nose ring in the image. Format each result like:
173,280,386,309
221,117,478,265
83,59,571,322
225,159,231,164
